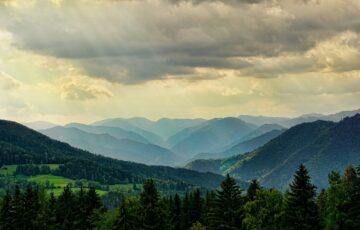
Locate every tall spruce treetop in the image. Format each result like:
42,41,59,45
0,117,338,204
139,179,163,230
284,164,320,230
211,174,244,230
247,179,261,201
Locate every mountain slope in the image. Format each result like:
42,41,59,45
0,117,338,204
93,117,205,140
186,115,360,190
0,119,224,188
41,126,183,166
190,129,284,161
280,108,360,128
65,123,150,144
238,115,289,126
171,117,257,158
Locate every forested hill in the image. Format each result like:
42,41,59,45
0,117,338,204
0,120,224,188
186,114,360,190
229,114,360,189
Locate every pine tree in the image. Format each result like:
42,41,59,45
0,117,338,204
247,179,261,201
114,199,131,230
56,185,76,230
10,185,24,229
139,179,163,230
46,192,57,230
170,194,182,230
202,191,216,227
0,191,12,230
284,164,320,230
189,189,203,224
23,185,40,229
181,193,191,230
75,187,87,229
342,165,360,228
210,174,244,230
86,187,105,229
316,189,327,229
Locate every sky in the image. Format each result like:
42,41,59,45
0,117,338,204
0,0,360,124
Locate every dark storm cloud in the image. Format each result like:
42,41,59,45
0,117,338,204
0,0,360,84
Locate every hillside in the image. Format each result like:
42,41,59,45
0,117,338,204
0,120,224,189
186,115,360,190
41,126,183,166
170,117,257,158
65,123,151,144
93,117,205,140
190,129,284,161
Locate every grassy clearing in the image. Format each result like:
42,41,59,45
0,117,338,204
0,165,133,197
0,164,60,176
28,174,74,187
0,165,17,176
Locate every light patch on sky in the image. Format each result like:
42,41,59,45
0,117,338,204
0,0,360,124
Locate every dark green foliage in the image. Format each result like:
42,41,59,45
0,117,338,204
284,164,320,230
189,189,203,224
210,174,244,230
1,164,360,229
0,185,105,230
247,179,261,201
16,164,51,176
170,194,182,230
324,166,360,229
181,193,191,230
243,188,284,230
139,179,163,230
0,191,12,230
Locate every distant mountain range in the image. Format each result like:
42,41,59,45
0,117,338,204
170,117,257,158
40,126,183,166
239,108,360,128
189,126,285,161
0,120,224,189
21,108,360,174
93,117,205,140
186,114,360,190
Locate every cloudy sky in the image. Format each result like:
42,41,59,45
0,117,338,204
0,0,360,124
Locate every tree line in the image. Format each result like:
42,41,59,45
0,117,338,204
1,164,360,229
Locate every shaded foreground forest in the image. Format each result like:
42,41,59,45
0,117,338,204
1,164,360,230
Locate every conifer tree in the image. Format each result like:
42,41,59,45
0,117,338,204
247,179,261,201
181,193,191,230
86,187,105,228
139,179,163,230
189,189,203,224
339,165,360,229
0,191,12,230
56,185,76,230
75,187,87,229
202,191,216,227
46,192,57,230
115,199,131,230
284,164,320,230
23,185,40,229
10,185,24,229
210,174,244,230
170,194,182,230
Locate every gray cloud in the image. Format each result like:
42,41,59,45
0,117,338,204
0,0,360,84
